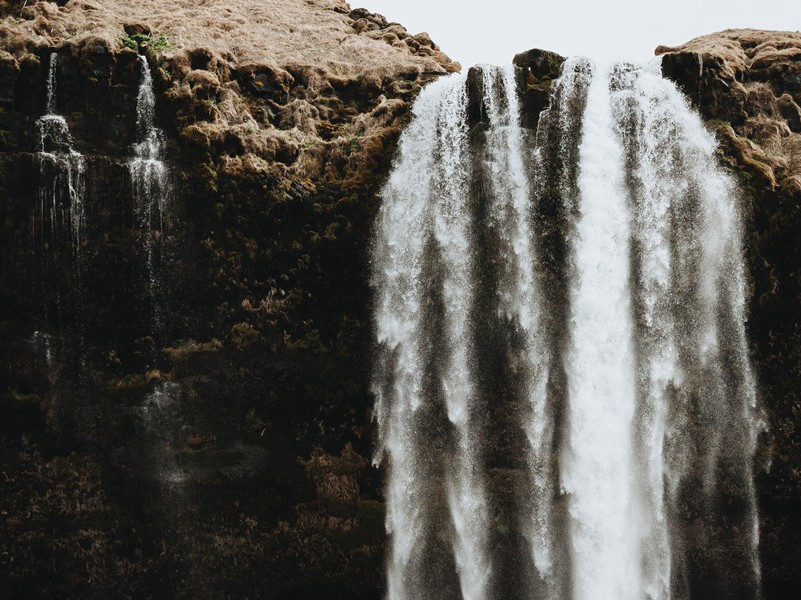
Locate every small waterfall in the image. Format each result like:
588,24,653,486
35,53,86,254
374,56,762,600
128,55,184,495
130,54,170,331
33,52,86,365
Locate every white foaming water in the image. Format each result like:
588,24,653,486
614,62,682,600
374,56,762,600
560,60,641,600
373,74,454,599
36,53,85,252
33,53,86,360
131,55,169,225
480,65,555,592
433,76,490,600
373,72,491,599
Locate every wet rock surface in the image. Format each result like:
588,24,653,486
0,1,455,598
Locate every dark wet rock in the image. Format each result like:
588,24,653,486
513,48,565,130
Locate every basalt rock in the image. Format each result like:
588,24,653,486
0,1,456,598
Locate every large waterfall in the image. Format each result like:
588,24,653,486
372,58,762,599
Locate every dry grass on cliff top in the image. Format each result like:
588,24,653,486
657,28,801,76
0,0,452,75
0,0,458,187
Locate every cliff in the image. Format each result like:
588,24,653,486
658,31,801,599
0,1,800,597
0,1,457,598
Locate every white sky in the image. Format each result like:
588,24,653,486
357,0,800,68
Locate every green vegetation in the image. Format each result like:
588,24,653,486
341,134,361,154
120,33,175,52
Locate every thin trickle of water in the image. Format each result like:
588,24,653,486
131,54,168,219
35,53,86,253
374,56,762,600
128,55,184,498
138,381,188,491
45,51,57,115
33,52,86,366
130,55,170,331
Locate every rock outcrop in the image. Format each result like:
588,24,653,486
658,29,801,195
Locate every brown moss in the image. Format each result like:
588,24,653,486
659,29,801,194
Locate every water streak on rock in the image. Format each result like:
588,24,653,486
130,54,170,331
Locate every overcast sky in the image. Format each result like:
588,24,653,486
358,0,800,68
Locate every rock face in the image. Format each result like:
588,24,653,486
658,30,801,600
0,1,456,598
0,1,799,596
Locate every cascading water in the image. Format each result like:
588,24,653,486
372,73,491,600
559,59,641,599
373,56,762,600
130,54,170,332
35,53,86,261
479,65,558,597
33,52,86,366
128,55,184,494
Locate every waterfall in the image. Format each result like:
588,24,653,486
374,56,762,599
559,59,641,599
35,53,86,255
372,72,491,600
130,54,170,331
479,65,557,596
33,52,86,364
128,55,185,492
